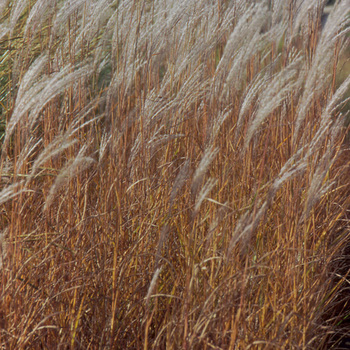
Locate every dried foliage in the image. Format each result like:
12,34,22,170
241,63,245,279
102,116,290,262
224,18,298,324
0,0,350,349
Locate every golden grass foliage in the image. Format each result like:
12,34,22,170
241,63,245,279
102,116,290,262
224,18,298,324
0,0,350,349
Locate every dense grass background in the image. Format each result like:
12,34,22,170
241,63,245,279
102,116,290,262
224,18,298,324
0,0,350,349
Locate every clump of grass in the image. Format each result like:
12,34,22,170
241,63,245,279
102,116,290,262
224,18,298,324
0,0,350,349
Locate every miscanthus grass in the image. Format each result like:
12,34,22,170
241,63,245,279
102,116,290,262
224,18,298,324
0,0,349,349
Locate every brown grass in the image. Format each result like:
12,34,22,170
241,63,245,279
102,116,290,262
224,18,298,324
0,0,350,349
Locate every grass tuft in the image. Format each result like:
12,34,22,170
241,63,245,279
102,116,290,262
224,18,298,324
0,0,350,349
